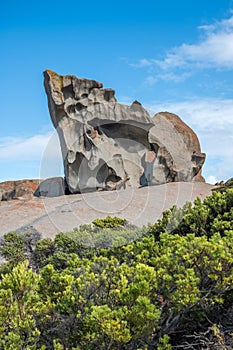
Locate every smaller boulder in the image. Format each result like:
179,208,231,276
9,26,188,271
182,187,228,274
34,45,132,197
34,177,67,197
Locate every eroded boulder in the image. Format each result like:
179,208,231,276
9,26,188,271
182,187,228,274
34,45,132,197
44,69,206,193
34,177,67,197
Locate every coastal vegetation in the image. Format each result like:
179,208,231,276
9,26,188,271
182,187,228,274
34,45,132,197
0,187,233,349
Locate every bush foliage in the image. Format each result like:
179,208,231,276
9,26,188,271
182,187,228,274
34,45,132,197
0,188,233,349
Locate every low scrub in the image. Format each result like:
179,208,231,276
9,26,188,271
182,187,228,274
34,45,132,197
0,188,233,349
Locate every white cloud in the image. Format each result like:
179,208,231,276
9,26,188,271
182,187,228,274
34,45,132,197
148,98,233,131
131,13,233,81
206,175,218,185
130,59,153,68
0,131,63,180
0,132,53,161
161,31,233,70
147,98,233,182
165,14,233,70
144,71,191,84
158,71,191,82
144,76,157,85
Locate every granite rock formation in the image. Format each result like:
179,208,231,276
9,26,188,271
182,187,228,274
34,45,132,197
44,69,206,193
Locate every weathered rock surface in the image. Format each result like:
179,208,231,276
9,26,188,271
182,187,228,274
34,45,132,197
44,69,206,193
34,177,67,197
0,182,214,238
0,180,41,201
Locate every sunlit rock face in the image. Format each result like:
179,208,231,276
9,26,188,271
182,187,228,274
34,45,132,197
44,69,206,193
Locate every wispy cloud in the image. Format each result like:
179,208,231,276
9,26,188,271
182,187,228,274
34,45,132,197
0,132,53,161
131,12,233,82
130,59,153,68
155,31,233,70
147,98,233,182
146,72,191,83
148,98,233,130
0,132,63,180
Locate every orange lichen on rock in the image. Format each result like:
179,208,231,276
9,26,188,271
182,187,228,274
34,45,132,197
46,69,64,90
155,112,201,153
0,179,42,201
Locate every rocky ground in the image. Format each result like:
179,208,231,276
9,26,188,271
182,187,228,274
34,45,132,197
0,182,214,239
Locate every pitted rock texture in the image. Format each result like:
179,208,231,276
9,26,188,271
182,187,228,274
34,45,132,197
44,69,206,193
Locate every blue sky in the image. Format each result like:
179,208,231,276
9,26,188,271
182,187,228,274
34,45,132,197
1,0,233,183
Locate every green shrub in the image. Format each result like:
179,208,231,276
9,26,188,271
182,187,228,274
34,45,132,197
92,215,127,228
0,190,233,349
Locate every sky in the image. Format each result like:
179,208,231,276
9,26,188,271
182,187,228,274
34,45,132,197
1,0,233,184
